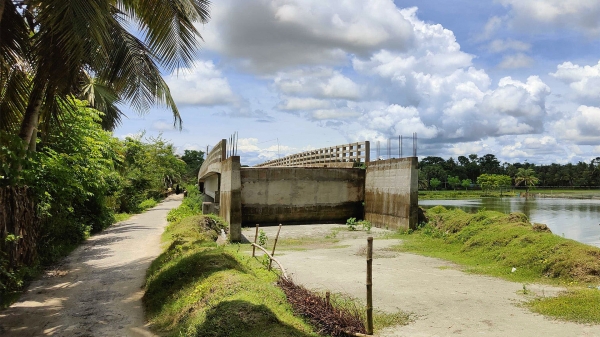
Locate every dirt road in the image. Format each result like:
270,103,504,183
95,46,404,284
245,224,600,337
0,194,182,337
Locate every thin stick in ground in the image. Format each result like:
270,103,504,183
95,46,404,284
252,224,259,257
268,224,282,271
366,236,373,335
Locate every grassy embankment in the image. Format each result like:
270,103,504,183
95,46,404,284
143,192,321,337
394,206,600,323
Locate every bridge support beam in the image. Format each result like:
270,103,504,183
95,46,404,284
219,156,242,242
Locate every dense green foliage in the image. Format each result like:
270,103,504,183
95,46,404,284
0,101,191,300
144,206,318,337
419,153,600,190
181,150,205,182
0,0,210,148
166,185,204,224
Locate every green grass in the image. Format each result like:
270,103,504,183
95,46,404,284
166,187,203,223
396,207,600,284
395,206,600,323
526,289,600,324
419,190,516,200
328,292,413,332
113,213,132,223
144,212,320,337
138,198,158,211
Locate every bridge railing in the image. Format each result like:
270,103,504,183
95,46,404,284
254,141,370,167
198,139,226,180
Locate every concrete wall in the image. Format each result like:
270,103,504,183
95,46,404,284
203,174,219,199
365,158,418,230
219,156,242,242
240,167,365,224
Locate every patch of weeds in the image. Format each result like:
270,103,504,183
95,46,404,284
258,230,268,248
526,289,600,324
346,218,373,233
138,198,158,211
346,217,358,231
113,213,132,223
518,284,531,295
329,292,413,332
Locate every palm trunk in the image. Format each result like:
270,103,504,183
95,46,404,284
0,0,6,25
19,82,45,149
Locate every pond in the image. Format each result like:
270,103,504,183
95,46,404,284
419,197,600,248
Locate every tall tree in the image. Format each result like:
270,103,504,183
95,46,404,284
515,168,539,194
0,0,210,150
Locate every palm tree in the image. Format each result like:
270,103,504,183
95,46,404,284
515,168,539,195
0,0,210,150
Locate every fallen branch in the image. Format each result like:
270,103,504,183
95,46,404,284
278,277,367,337
251,243,289,279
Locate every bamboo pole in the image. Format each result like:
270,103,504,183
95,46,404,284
252,224,259,257
269,224,282,270
366,236,373,335
250,243,289,279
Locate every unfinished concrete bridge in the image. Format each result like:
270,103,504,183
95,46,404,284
197,139,418,242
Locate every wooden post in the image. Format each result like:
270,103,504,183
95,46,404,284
326,291,331,307
269,224,282,271
366,237,373,335
252,224,259,257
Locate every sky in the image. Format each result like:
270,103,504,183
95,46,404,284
114,0,600,166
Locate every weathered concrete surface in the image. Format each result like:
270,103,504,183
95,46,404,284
220,156,242,242
202,174,219,200
0,195,183,337
365,158,418,230
245,224,600,337
240,167,364,224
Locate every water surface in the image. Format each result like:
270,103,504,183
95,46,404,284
419,197,600,248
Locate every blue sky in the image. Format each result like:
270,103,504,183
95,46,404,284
114,0,600,166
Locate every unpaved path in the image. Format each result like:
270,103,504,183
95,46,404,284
0,194,182,337
245,224,600,337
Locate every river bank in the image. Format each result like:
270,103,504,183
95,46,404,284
420,189,600,200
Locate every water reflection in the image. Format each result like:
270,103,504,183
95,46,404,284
419,197,600,248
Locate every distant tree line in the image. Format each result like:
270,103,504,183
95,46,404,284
419,154,600,190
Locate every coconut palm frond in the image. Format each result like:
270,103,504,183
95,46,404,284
100,25,181,128
118,0,210,70
80,76,125,131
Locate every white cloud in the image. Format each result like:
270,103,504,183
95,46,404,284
354,105,438,140
551,60,600,102
487,39,531,53
499,0,600,35
320,73,361,99
201,0,414,73
312,108,362,120
551,105,600,144
475,16,503,41
448,141,487,156
152,119,177,131
166,60,236,106
277,98,332,111
236,138,298,164
273,68,361,99
498,53,534,69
